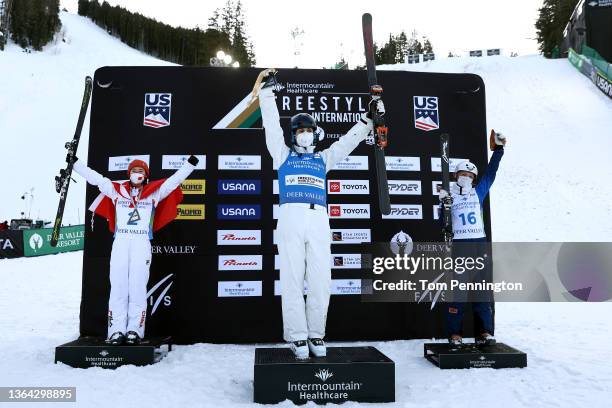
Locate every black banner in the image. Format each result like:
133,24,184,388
81,67,490,343
0,230,24,258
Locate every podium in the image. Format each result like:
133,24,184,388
254,346,395,404
424,342,527,369
55,336,172,368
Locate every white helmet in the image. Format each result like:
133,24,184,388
455,160,478,177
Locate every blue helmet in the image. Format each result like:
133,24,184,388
290,113,317,145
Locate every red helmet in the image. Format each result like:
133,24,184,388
127,159,150,178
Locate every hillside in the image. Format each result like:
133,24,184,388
1,12,611,241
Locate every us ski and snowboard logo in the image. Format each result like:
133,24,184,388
413,96,439,131
143,93,172,128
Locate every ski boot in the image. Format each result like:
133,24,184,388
307,338,326,357
105,332,125,346
476,333,496,346
448,335,463,347
289,340,309,360
125,331,141,345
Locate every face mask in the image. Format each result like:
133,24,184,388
296,130,314,147
130,172,145,185
457,175,473,189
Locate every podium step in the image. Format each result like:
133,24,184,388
254,346,394,404
55,336,172,368
424,342,527,369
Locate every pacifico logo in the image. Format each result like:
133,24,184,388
176,204,205,220
180,180,205,195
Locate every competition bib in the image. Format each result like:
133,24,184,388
450,188,486,239
278,152,327,206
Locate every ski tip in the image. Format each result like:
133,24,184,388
362,13,372,21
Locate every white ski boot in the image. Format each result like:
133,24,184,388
307,338,326,357
289,340,309,359
476,333,496,346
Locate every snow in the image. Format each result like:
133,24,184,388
1,251,611,407
0,12,173,226
1,11,612,408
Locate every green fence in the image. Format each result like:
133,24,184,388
23,225,85,257
582,45,612,80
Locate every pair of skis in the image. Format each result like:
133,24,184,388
51,76,93,247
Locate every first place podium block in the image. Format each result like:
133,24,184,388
254,346,395,405
424,342,527,369
55,336,172,369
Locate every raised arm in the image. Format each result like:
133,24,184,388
475,147,504,203
73,159,118,200
321,114,372,173
157,159,196,201
259,86,289,169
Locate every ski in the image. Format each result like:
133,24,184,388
440,133,453,248
50,76,93,247
362,12,391,216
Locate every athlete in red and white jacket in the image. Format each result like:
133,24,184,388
72,155,198,345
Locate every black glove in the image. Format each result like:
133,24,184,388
66,152,77,164
187,155,199,166
261,69,279,91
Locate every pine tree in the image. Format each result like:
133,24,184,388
535,0,579,58
423,37,434,54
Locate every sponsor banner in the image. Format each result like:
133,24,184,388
331,254,363,269
176,204,205,220
0,230,24,259
23,225,84,257
272,179,279,195
273,204,279,220
218,281,262,297
162,155,206,170
331,229,371,244
218,179,261,195
381,204,423,219
328,180,370,194
217,204,261,220
143,93,171,128
385,156,420,171
273,229,278,245
108,155,150,172
413,96,440,131
433,204,440,220
180,179,206,195
218,255,263,271
595,70,612,99
217,230,261,245
430,157,467,172
331,155,369,171
274,280,308,296
331,279,362,295
218,155,261,170
285,174,325,190
328,204,371,219
432,181,457,195
274,254,280,270
388,180,421,195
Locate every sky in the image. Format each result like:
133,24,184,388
61,0,544,68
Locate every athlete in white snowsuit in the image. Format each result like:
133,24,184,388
258,74,381,357
73,157,196,344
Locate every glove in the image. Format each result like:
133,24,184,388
366,98,385,119
66,152,77,164
187,155,199,166
261,68,279,91
489,129,507,151
439,189,453,205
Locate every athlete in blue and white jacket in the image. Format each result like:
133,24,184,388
257,69,383,359
438,131,507,346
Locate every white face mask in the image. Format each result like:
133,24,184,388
457,175,473,190
296,130,314,147
130,172,145,185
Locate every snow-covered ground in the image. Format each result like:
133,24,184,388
1,11,612,408
1,252,611,407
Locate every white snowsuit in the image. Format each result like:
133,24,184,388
73,160,194,338
259,87,373,341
